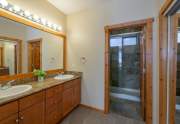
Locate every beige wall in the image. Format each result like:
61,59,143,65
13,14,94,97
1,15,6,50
67,0,160,124
7,0,67,33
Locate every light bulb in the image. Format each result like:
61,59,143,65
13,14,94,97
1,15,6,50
57,26,62,31
0,0,8,8
52,24,57,30
41,18,47,25
24,11,30,17
8,7,13,12
33,15,39,22
13,5,20,12
47,22,52,27
19,11,24,16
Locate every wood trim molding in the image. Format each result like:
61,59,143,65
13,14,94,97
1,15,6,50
0,35,22,74
159,0,174,15
105,18,154,31
159,1,175,124
168,13,179,124
104,18,153,124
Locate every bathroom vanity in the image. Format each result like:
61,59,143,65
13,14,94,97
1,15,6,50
0,74,81,124
0,5,80,124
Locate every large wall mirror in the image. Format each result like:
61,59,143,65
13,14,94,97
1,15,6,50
0,16,65,77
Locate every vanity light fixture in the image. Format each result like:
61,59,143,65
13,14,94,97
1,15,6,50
0,0,63,32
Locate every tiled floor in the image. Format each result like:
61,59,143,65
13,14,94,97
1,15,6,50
60,106,145,124
110,96,142,121
176,110,180,124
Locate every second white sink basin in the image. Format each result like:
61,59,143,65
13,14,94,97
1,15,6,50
0,85,32,99
54,74,74,80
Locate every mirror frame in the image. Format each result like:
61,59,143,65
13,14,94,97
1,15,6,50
0,8,67,82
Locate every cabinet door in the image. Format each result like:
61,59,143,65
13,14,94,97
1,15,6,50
57,101,62,122
0,114,18,124
62,87,74,116
73,79,81,107
19,102,45,124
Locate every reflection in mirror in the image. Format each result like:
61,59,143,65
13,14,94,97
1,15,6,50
0,17,64,76
0,39,18,76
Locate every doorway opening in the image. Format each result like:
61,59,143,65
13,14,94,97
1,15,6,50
109,27,143,120
104,18,153,124
0,36,22,76
28,38,42,72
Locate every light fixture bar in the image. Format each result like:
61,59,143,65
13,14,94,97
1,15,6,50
0,0,62,32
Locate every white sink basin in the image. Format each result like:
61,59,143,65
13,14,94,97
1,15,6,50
0,85,32,99
54,74,74,80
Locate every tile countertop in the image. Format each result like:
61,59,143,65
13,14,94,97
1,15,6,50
0,72,82,106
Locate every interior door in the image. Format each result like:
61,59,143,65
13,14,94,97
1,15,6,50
140,28,146,121
28,40,41,72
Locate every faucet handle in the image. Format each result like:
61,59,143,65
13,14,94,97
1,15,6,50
7,80,15,87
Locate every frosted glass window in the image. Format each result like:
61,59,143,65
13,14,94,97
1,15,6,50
123,37,137,46
110,37,122,47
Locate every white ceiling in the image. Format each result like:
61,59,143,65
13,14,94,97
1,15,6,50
47,0,109,15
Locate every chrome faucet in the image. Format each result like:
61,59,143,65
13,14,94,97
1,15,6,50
0,80,15,90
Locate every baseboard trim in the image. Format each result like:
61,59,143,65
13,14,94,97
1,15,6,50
80,104,104,113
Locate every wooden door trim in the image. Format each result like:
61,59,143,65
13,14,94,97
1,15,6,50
0,35,22,74
159,1,175,124
0,47,4,67
104,18,153,124
27,38,42,72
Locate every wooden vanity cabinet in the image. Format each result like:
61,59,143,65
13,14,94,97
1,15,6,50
0,78,81,124
62,78,81,116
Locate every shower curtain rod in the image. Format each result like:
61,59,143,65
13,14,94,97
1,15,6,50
110,31,142,37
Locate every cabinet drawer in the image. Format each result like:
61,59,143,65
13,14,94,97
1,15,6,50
19,91,45,111
0,101,18,121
